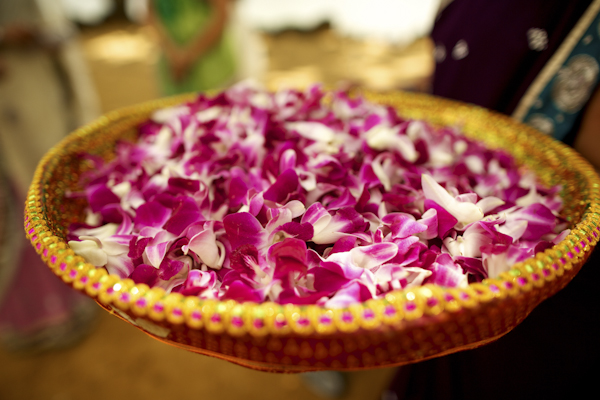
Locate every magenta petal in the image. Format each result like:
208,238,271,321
179,287,203,296
312,265,352,293
279,149,297,172
424,199,458,238
472,219,513,246
116,210,133,235
87,184,120,213
418,209,439,240
481,243,534,278
364,113,383,130
426,253,467,287
182,269,217,294
183,221,208,239
449,221,513,259
382,192,417,208
143,230,175,268
325,281,373,308
359,164,380,187
310,207,367,244
248,192,264,216
153,192,178,210
263,168,299,204
320,260,364,280
224,212,266,249
228,174,249,209
229,244,262,280
336,207,368,232
128,236,151,259
163,197,202,235
100,204,125,224
129,264,158,286
158,258,184,281
302,202,330,225
223,281,263,303
534,240,554,253
219,269,242,287
275,222,314,241
106,253,135,278
343,243,398,270
382,213,428,238
394,236,421,256
134,201,172,229
512,203,556,241
324,188,358,210
168,177,200,194
390,242,431,268
270,238,308,278
145,240,171,268
330,236,357,254
455,256,486,281
356,186,378,214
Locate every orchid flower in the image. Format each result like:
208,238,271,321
68,223,134,278
67,82,567,306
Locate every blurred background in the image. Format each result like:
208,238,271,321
70,0,437,113
0,0,440,399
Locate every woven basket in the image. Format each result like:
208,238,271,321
24,90,600,372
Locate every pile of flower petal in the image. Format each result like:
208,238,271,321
68,83,568,307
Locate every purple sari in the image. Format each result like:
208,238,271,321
385,1,600,399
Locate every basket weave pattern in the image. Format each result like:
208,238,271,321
24,91,600,372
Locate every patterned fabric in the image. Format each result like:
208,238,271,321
516,2,600,140
430,0,597,143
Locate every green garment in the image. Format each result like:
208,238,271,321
154,0,236,95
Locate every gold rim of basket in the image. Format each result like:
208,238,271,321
24,90,600,338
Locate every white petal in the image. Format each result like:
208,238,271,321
406,121,425,140
349,243,398,270
403,267,432,287
69,240,108,267
152,105,189,123
395,135,418,163
464,155,484,174
311,213,332,237
72,223,118,240
366,125,418,162
101,240,130,256
371,155,392,192
476,196,505,214
312,220,348,244
366,125,397,150
187,230,221,269
284,200,306,218
515,186,540,207
497,220,528,242
443,236,465,257
195,106,223,122
286,121,335,142
422,174,483,226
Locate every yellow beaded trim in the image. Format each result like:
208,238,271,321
25,91,600,338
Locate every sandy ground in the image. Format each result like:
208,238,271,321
0,310,396,400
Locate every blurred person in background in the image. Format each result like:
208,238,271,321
383,1,600,399
147,0,237,95
0,0,100,351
